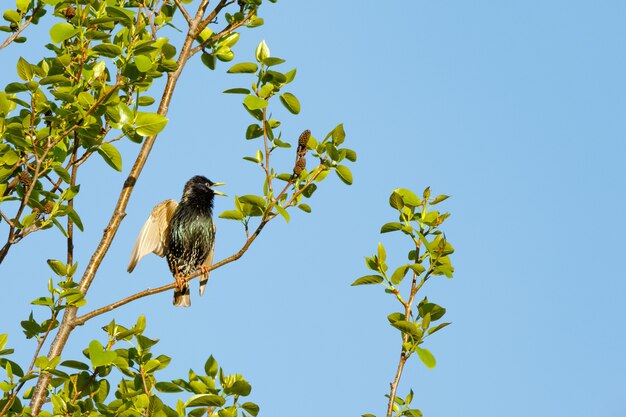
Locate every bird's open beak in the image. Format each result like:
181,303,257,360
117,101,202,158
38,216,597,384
211,182,226,196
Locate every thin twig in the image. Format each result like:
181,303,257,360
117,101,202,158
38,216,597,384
0,3,43,50
173,0,192,24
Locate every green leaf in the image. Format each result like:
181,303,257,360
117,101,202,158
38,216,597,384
3,10,20,24
204,355,218,377
60,360,89,370
241,402,260,417
155,382,183,393
97,143,122,171
134,54,152,72
88,340,117,368
390,265,408,285
16,57,33,81
219,210,244,221
351,275,383,286
16,0,30,13
224,88,250,94
416,347,436,369
428,322,451,335
135,112,168,136
0,334,7,351
279,92,300,114
391,321,422,339
275,205,289,223
335,165,353,185
243,95,268,110
239,194,266,208
227,62,258,73
50,22,78,43
332,123,346,145
380,222,403,233
297,204,311,213
431,194,450,205
408,263,425,275
394,188,421,207
92,43,122,58
185,394,226,407
230,380,251,396
255,40,270,62
46,259,66,277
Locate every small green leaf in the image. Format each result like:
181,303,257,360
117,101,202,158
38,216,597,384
428,322,451,335
230,380,252,396
431,194,449,205
155,381,183,393
279,92,300,114
50,22,78,43
16,57,33,81
416,347,436,369
135,112,168,136
227,62,258,73
46,259,66,277
92,43,123,58
391,321,423,339
351,275,383,286
60,360,90,371
331,123,346,145
335,165,353,185
97,143,122,171
390,265,408,285
241,402,260,417
134,54,153,72
223,88,250,94
185,394,226,407
380,222,403,233
255,40,270,62
243,95,268,110
204,355,218,377
297,204,311,213
88,340,117,368
275,205,289,223
3,10,20,24
239,194,266,208
219,210,244,221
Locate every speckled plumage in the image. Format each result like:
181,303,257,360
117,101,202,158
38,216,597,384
127,176,223,307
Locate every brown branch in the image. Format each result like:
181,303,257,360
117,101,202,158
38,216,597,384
29,3,220,412
0,3,43,50
173,0,192,24
190,8,256,56
73,219,270,326
0,308,59,417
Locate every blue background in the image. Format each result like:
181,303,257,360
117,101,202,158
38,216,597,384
1,1,625,416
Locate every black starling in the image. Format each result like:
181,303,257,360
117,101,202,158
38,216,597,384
127,175,225,307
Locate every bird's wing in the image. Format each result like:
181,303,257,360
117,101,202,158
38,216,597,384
199,220,216,296
127,199,178,273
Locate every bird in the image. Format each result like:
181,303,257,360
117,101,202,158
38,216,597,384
127,175,225,306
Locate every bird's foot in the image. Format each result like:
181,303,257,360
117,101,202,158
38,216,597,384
198,265,210,278
174,274,186,290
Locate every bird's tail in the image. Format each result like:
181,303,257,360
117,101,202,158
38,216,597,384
173,282,191,307
199,271,211,296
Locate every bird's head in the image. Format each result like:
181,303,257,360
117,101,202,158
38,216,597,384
183,175,226,201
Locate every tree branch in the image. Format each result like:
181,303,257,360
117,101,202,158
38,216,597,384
73,218,270,326
28,5,208,413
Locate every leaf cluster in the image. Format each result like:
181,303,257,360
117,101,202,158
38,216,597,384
1,316,259,417
354,187,454,417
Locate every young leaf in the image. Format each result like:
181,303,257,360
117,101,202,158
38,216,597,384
351,275,383,286
243,95,268,110
135,112,168,136
227,62,258,73
416,347,436,369
97,143,123,171
279,92,300,114
335,165,353,185
50,22,78,43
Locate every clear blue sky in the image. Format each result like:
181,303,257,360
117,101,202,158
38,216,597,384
2,1,625,416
